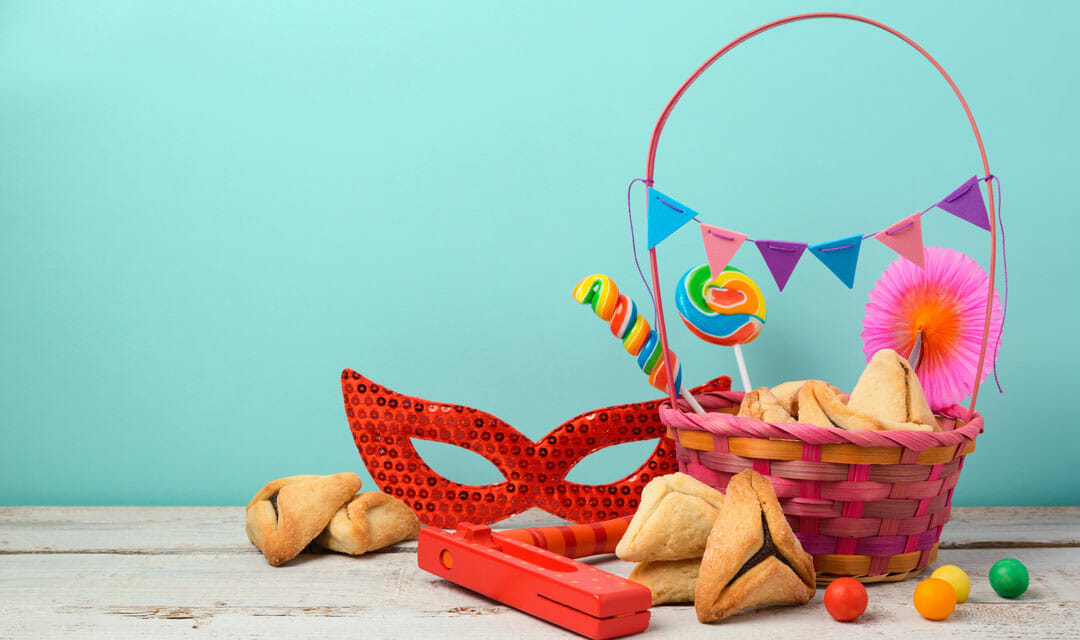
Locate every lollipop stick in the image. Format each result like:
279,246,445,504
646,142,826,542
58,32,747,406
680,388,706,414
733,344,752,391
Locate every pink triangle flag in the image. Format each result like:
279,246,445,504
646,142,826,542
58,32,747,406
754,240,808,292
700,225,748,279
874,212,925,268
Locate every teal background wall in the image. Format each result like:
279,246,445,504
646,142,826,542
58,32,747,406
2,1,1077,506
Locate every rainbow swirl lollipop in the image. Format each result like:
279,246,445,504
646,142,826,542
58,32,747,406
676,265,766,344
573,274,704,413
675,264,767,390
573,274,681,393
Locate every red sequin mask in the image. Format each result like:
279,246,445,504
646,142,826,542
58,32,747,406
341,370,730,527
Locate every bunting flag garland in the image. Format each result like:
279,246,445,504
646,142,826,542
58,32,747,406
700,224,748,279
635,174,995,293
874,212,925,268
647,188,699,249
936,175,991,231
809,234,863,288
755,240,808,291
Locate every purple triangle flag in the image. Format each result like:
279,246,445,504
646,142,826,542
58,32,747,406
647,188,698,249
937,175,990,231
754,240,807,291
809,234,863,289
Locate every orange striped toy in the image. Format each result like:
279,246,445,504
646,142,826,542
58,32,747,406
497,516,632,559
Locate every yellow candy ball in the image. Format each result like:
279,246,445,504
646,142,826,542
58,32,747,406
913,578,956,621
931,565,971,603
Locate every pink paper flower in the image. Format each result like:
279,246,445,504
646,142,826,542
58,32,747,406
862,247,1003,411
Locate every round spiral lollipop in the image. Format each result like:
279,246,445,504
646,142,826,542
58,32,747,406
675,264,767,390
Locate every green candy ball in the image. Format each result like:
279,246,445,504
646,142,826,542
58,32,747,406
989,558,1029,598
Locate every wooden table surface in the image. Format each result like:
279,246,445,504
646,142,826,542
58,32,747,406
1,506,1077,638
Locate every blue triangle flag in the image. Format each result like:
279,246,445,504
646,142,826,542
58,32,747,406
647,188,698,249
809,234,863,288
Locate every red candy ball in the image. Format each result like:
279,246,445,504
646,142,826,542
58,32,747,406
824,577,868,622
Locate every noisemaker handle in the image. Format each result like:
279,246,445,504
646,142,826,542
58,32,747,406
496,516,632,559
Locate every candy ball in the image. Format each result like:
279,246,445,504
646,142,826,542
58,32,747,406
931,565,971,603
913,578,956,620
989,558,1029,598
675,265,766,346
824,577,868,621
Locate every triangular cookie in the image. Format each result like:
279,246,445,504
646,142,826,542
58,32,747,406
737,388,795,423
800,380,934,432
770,380,840,417
616,473,725,562
766,381,805,416
848,349,938,430
898,355,939,428
314,491,421,555
809,380,885,431
629,558,701,605
245,472,362,566
876,417,937,432
695,470,815,623
794,382,832,428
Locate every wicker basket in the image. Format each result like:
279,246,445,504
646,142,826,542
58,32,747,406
643,14,998,583
662,396,981,583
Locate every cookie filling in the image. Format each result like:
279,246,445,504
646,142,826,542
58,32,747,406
269,492,280,519
724,513,801,588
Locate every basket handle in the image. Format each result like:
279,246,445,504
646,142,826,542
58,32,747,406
646,12,997,420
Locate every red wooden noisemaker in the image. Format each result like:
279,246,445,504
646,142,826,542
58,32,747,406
417,517,650,639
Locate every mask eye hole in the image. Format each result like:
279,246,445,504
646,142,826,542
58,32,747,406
410,439,507,485
562,439,659,485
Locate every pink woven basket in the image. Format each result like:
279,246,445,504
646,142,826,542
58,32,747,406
662,395,980,583
644,14,997,583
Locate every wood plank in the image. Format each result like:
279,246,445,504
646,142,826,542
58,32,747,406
1,546,1077,639
0,507,564,554
2,507,1078,553
942,507,1080,548
0,507,248,554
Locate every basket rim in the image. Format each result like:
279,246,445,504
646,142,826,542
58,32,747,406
660,390,983,451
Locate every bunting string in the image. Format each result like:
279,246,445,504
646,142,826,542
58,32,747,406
627,176,1004,290
626,173,1008,394
638,177,996,247
626,177,658,324
638,175,1000,289
989,174,1006,393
